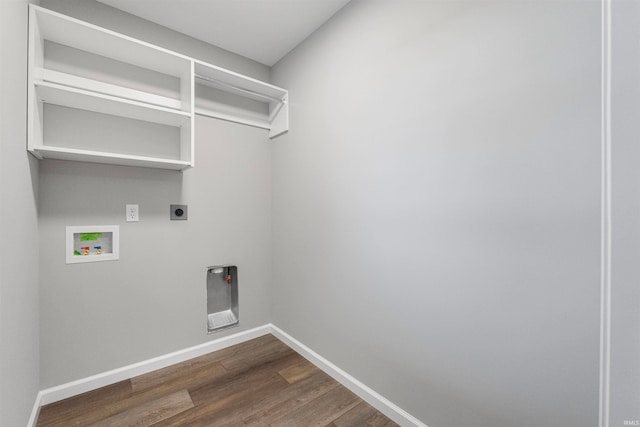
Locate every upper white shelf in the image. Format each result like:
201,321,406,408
32,6,190,78
194,61,289,139
194,61,287,103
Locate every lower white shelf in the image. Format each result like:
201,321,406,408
31,145,192,170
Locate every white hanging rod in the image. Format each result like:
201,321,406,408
194,74,285,104
194,108,271,130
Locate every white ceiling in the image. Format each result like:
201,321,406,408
97,0,351,66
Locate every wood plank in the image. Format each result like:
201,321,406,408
218,334,295,372
88,389,193,427
243,370,340,426
36,380,133,427
328,401,400,427
148,333,278,372
131,334,281,393
131,360,227,393
267,384,362,427
278,357,321,384
41,374,205,426
189,351,303,407
152,373,290,426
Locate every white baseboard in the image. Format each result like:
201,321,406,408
33,323,424,427
26,391,43,427
38,324,271,406
269,324,428,427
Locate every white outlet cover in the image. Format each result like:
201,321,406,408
126,204,139,222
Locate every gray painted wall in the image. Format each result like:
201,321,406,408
39,116,273,387
271,1,602,426
40,0,270,82
37,1,274,387
611,1,640,425
0,0,41,425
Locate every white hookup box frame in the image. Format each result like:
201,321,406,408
66,225,120,264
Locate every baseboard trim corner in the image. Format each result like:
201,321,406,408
38,324,271,406
268,324,428,427
27,391,43,427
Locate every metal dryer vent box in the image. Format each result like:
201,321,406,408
207,265,238,333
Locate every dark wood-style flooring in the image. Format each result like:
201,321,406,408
36,334,399,426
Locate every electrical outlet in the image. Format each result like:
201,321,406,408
170,204,187,220
126,204,139,222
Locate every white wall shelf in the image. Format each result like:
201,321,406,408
35,81,191,127
38,68,184,110
194,61,288,139
28,5,194,170
32,146,192,170
27,5,289,170
33,6,191,80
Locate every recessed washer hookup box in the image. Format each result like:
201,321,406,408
207,265,238,333
66,225,120,264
